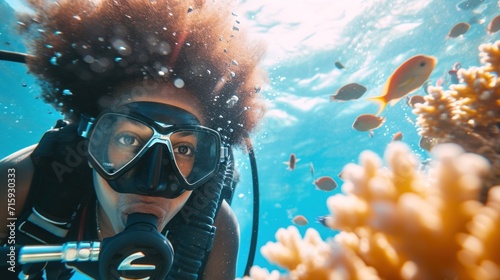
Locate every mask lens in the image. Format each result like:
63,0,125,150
171,130,219,185
89,114,154,176
89,113,221,188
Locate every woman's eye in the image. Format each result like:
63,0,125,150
116,134,141,147
174,145,194,156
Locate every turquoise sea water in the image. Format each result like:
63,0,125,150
1,0,500,278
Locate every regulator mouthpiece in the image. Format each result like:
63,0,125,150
99,213,174,279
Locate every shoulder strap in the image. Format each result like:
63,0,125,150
18,120,93,245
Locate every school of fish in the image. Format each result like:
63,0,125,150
284,7,500,228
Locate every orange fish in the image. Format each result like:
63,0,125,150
487,14,500,35
313,176,338,191
368,55,437,115
392,131,403,142
330,83,367,101
448,22,471,38
292,215,309,226
352,114,385,137
284,153,299,170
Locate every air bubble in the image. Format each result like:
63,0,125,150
62,89,73,96
83,55,95,63
158,41,171,55
174,78,185,88
226,95,238,108
73,15,81,21
50,57,58,65
111,39,132,56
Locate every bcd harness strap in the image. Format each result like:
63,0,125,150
18,120,93,246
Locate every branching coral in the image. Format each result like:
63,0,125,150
414,41,500,199
242,227,382,280
458,186,500,280
242,143,500,280
240,41,500,280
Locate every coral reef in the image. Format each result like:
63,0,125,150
414,41,500,199
242,143,500,280
240,41,500,280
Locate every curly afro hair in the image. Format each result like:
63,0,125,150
20,0,267,146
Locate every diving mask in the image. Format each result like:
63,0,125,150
79,102,228,198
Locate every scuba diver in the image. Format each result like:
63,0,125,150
0,0,266,279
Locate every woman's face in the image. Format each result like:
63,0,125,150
93,81,205,235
